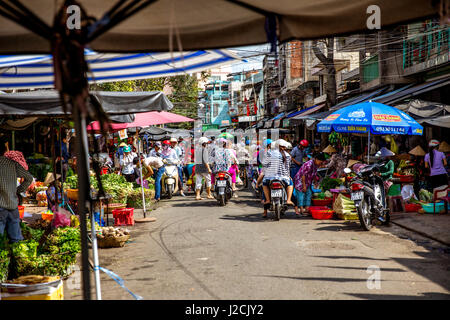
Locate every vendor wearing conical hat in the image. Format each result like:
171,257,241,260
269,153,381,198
376,147,395,181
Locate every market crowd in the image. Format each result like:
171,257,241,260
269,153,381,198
1,130,450,242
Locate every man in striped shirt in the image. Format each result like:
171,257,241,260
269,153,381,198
261,139,295,211
0,137,33,242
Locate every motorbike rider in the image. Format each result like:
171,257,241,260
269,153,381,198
375,147,396,192
195,137,214,200
261,139,295,218
211,138,232,184
170,137,186,197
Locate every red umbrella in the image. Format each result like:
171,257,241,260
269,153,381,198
87,111,194,132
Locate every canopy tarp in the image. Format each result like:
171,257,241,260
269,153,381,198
0,49,240,90
0,0,438,53
0,90,173,116
87,111,194,132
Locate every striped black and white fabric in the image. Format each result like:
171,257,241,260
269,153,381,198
262,149,291,181
0,49,239,90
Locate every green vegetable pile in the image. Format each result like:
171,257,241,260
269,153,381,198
320,177,343,191
419,189,433,202
0,233,10,282
4,226,81,279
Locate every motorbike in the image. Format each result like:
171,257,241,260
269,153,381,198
213,171,233,206
267,179,288,221
161,159,179,199
250,165,262,197
344,162,390,231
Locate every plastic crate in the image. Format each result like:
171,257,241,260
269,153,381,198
112,208,134,226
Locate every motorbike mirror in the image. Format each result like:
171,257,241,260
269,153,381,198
343,168,352,174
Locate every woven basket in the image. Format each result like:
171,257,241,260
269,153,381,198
97,235,130,248
105,203,127,213
66,189,78,200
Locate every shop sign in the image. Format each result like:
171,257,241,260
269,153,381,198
336,125,367,133
373,114,401,122
324,114,340,121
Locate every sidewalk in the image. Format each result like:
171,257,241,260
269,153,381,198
390,211,450,246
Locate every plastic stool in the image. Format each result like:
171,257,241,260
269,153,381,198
388,196,405,214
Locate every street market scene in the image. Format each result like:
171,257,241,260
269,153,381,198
0,0,449,304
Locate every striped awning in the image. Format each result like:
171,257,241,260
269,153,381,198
0,49,239,90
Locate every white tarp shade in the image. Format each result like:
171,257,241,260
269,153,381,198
0,49,239,90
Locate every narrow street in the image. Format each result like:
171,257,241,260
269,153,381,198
66,188,450,300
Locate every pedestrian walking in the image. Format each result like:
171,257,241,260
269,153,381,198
425,139,448,190
195,137,213,200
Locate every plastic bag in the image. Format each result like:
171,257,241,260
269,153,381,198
51,207,71,229
401,185,417,201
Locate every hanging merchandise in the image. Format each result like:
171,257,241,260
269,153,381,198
118,129,128,140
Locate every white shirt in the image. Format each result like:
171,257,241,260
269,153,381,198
120,152,137,175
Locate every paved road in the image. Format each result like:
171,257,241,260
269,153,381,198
65,189,450,300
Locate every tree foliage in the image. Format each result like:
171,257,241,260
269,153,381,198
92,75,201,129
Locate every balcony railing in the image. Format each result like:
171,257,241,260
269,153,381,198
403,23,449,71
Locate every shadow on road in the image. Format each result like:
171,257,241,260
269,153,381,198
315,265,407,272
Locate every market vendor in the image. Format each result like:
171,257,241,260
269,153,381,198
293,152,326,216
290,139,309,178
44,173,68,212
323,145,346,178
0,137,33,243
120,145,138,183
425,139,448,190
374,147,395,180
408,145,427,198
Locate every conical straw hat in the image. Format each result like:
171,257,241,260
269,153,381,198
408,145,426,156
44,172,61,185
438,141,450,153
322,145,337,153
347,159,360,168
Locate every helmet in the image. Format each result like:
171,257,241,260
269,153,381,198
154,142,161,148
123,146,131,153
300,139,309,147
218,138,227,145
199,137,209,145
170,137,178,143
286,142,292,150
429,139,440,147
262,139,272,148
162,140,171,146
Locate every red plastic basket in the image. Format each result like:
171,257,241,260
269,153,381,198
112,208,135,226
310,209,334,220
405,203,422,212
308,206,329,213
400,175,414,183
312,198,333,206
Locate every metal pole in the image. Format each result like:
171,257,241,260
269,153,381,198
72,104,92,300
137,129,147,217
90,202,102,300
367,130,371,164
